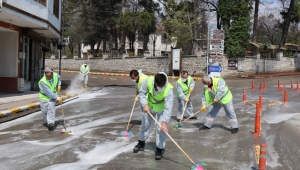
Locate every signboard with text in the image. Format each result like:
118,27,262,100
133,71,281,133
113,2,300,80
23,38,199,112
209,55,223,63
209,65,222,72
210,39,224,45
228,60,238,70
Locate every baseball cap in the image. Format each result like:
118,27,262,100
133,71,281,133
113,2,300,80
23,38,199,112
44,67,53,72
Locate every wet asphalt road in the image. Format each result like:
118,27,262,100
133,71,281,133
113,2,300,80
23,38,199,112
1,73,300,170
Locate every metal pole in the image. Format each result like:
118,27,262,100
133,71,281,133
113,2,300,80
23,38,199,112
206,21,210,74
59,49,61,75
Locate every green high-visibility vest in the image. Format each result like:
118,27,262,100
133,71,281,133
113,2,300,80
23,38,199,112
147,76,173,112
79,65,90,74
138,73,148,90
38,73,59,101
175,75,192,97
204,77,232,104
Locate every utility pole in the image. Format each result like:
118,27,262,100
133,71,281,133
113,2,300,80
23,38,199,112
120,0,126,56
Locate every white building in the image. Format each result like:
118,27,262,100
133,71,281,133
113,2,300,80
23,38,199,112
80,26,176,58
0,0,61,92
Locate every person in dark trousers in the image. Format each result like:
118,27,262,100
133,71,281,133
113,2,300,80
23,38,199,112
133,72,174,160
199,75,239,133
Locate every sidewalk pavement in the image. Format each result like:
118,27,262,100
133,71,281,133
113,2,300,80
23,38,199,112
0,89,78,120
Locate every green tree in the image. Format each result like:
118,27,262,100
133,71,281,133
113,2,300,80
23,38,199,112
218,0,253,58
161,0,199,54
63,0,122,56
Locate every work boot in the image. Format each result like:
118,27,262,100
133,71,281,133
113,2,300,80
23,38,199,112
133,140,145,153
42,122,48,128
231,128,239,134
199,125,210,131
84,84,87,88
48,123,54,131
189,116,197,120
155,147,165,160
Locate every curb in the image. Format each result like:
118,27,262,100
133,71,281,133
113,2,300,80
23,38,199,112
0,93,78,119
55,69,202,81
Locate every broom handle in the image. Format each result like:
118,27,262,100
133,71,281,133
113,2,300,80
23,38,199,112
179,92,191,124
126,100,136,131
59,90,67,131
182,102,213,123
60,103,67,131
147,113,195,164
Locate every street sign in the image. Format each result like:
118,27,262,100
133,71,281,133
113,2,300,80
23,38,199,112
210,34,224,40
228,60,238,70
210,45,224,51
209,55,223,62
212,30,225,34
209,66,222,72
210,39,224,45
210,51,223,55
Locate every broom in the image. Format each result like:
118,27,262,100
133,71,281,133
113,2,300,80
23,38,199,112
58,92,73,134
148,112,206,170
174,92,191,129
181,102,213,123
120,97,137,136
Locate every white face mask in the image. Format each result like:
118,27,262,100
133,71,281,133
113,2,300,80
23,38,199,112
182,78,187,82
157,86,164,92
131,79,136,82
84,64,87,66
204,85,208,88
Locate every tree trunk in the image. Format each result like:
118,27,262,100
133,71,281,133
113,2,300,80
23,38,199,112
78,41,81,58
153,40,156,57
143,35,149,53
280,0,295,47
68,41,74,57
252,0,259,42
103,41,106,53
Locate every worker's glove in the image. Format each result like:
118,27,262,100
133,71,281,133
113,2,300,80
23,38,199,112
185,98,190,102
213,99,219,103
200,105,206,111
57,97,63,103
57,86,61,92
189,88,193,93
134,97,138,102
135,90,139,96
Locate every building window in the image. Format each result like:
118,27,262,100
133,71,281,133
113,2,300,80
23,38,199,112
53,0,59,18
36,0,47,6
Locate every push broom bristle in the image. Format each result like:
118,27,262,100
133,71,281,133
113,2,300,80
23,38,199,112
60,130,73,135
174,123,184,129
120,131,133,136
191,162,206,170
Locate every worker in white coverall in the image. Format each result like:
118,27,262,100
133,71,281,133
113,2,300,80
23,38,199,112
133,72,173,160
39,67,63,131
199,75,239,133
79,61,90,88
176,70,196,120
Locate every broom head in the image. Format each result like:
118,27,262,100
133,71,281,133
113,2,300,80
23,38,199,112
174,123,184,129
120,131,133,136
191,162,206,170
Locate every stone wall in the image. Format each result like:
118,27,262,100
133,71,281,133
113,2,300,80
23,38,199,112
45,52,300,77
